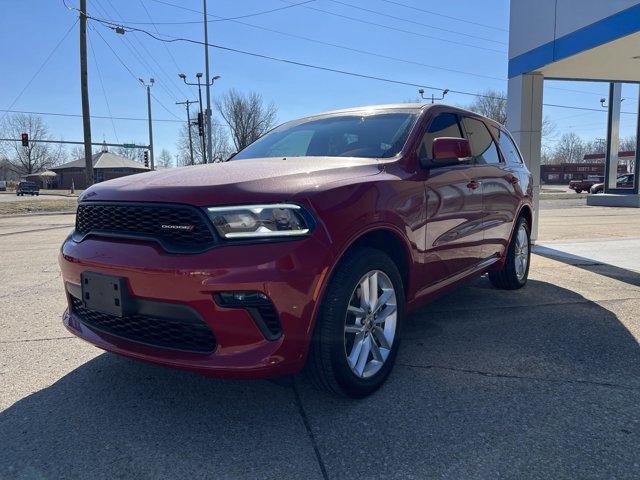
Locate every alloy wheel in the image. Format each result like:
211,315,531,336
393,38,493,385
343,270,397,378
514,224,529,281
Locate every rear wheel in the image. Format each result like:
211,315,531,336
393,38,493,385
306,247,404,398
489,216,531,290
575,189,582,194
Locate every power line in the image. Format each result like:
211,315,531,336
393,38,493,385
326,0,506,46
85,8,508,83
150,92,182,120
80,12,640,116
0,19,78,125
86,0,315,24
91,23,182,121
0,108,184,123
138,0,189,93
96,0,187,103
88,30,120,142
378,0,509,32
204,0,316,22
91,24,139,80
146,0,504,54
287,0,506,54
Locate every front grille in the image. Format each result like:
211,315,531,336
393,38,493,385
75,202,216,252
70,296,216,353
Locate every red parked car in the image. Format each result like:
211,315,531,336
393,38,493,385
59,104,533,398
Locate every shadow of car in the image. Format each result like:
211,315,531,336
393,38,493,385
2,277,639,479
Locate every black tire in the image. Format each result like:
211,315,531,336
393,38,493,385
306,247,404,398
575,189,582,194
488,216,531,290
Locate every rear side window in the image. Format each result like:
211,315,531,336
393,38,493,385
419,113,462,161
462,117,501,165
496,129,524,165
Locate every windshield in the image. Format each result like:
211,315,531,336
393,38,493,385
233,111,418,160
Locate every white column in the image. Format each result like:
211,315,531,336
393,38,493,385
605,83,622,191
506,73,544,241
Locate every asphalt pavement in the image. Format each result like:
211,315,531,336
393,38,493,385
1,205,639,479
0,191,73,202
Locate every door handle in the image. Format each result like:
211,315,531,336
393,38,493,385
467,180,480,190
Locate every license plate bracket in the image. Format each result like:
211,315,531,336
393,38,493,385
81,272,129,317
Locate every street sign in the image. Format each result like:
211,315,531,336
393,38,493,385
122,143,136,148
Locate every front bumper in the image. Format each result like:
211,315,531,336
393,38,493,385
59,233,332,378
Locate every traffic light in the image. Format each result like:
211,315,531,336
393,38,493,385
197,112,204,137
143,150,149,168
21,133,28,147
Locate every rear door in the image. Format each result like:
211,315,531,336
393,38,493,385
421,112,485,286
461,116,521,259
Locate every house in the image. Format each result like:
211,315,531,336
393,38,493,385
50,145,149,189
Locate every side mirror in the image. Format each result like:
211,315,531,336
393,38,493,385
427,137,471,168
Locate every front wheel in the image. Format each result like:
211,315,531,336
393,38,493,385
306,247,404,398
489,216,531,290
575,189,582,194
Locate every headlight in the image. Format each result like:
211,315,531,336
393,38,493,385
206,204,311,239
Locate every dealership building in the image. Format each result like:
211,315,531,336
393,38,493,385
507,0,640,237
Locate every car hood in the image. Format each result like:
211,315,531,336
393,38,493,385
79,156,381,206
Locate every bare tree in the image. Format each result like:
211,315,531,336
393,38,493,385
553,132,586,164
176,121,231,166
0,113,65,174
114,144,143,163
467,89,555,138
620,135,637,152
467,89,507,124
216,89,277,151
156,148,174,168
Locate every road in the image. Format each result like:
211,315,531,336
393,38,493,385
1,206,639,479
0,191,73,202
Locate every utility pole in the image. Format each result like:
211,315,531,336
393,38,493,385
176,100,198,165
140,78,155,170
203,0,213,164
79,0,94,186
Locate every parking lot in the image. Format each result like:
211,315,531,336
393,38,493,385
1,203,639,479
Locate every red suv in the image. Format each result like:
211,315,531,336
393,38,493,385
59,104,533,398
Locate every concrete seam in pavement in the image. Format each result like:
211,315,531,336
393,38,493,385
423,296,640,314
292,381,329,480
0,211,76,219
0,336,76,344
399,363,640,392
0,225,74,237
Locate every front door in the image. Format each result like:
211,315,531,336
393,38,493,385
461,117,518,260
421,112,485,287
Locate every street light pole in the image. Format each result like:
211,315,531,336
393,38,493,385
179,73,221,164
140,78,155,170
195,74,207,164
176,100,198,165
203,0,213,164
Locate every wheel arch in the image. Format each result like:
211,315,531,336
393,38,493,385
308,225,412,335
338,227,411,294
517,203,533,229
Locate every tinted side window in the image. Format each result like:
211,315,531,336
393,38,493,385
462,117,501,165
419,113,462,161
496,129,523,165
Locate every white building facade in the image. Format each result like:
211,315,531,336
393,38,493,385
507,0,640,237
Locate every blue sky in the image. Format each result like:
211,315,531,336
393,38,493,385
0,0,637,161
